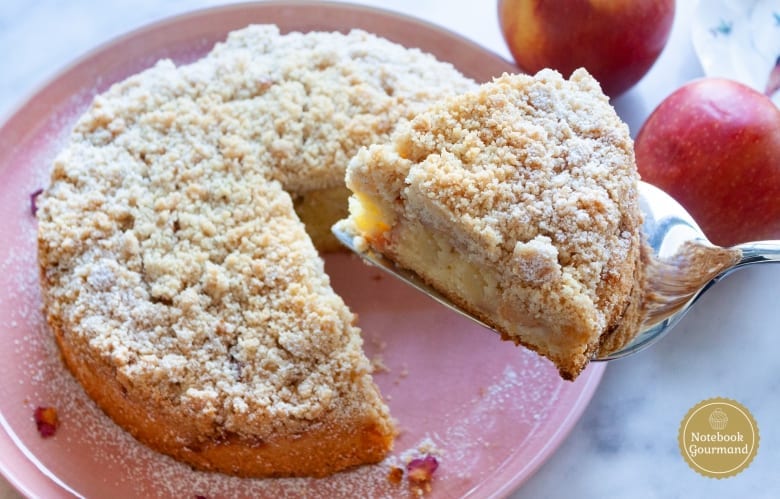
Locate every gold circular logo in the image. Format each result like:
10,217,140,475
678,398,759,478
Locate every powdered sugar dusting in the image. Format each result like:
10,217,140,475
0,225,595,497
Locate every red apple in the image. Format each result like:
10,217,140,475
635,78,780,247
497,0,675,97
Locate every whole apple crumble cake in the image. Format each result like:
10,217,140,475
337,69,645,379
36,25,474,477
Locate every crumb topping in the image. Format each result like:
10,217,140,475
37,25,474,440
348,69,640,311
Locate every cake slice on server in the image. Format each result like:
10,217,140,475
336,69,645,380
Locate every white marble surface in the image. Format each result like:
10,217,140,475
1,1,779,498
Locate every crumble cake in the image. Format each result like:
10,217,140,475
36,25,474,477
337,69,645,380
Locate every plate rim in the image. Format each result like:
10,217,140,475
483,364,604,498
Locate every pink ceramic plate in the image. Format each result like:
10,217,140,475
0,3,605,497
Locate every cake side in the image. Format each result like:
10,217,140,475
37,128,394,475
45,311,393,477
340,69,644,379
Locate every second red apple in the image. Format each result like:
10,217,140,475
497,0,675,97
634,78,780,247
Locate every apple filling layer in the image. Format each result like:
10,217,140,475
344,194,606,376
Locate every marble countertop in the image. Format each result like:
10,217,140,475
1,1,778,498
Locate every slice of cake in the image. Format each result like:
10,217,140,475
37,25,475,477
337,69,645,380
